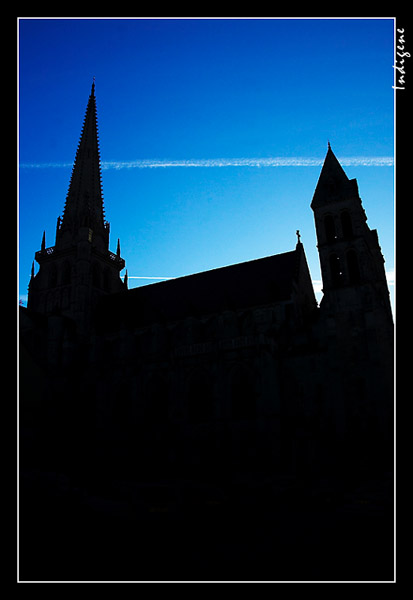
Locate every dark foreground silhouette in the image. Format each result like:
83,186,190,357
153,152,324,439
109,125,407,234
19,463,393,582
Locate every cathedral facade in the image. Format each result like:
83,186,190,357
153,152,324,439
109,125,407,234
19,84,394,483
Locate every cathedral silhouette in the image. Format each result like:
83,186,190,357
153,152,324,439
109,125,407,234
19,83,394,581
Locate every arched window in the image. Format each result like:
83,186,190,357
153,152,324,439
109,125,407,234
230,365,256,420
62,287,70,309
324,215,336,243
341,211,353,239
329,253,343,286
187,370,213,423
62,261,71,285
346,249,361,284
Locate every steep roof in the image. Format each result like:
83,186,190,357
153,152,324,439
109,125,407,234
94,246,307,331
311,144,359,209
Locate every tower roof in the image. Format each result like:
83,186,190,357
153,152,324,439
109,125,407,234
311,144,358,209
60,81,106,234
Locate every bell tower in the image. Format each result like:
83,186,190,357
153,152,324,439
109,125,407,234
27,82,127,334
311,143,392,322
311,144,394,447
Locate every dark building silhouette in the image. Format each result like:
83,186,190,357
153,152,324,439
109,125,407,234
19,84,394,581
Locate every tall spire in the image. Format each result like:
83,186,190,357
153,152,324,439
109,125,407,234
29,80,126,327
58,81,106,241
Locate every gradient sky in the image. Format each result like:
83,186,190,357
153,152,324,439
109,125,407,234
18,18,395,309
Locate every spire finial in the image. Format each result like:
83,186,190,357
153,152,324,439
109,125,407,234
327,140,331,150
296,229,301,244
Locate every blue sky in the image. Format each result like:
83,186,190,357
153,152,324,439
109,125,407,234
18,18,395,309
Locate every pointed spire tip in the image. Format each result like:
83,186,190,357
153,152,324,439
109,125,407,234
61,79,104,232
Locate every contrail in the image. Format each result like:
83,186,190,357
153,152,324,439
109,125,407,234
19,156,394,170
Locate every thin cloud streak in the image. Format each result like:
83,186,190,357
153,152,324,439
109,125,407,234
20,156,394,170
20,162,74,169
386,268,395,286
